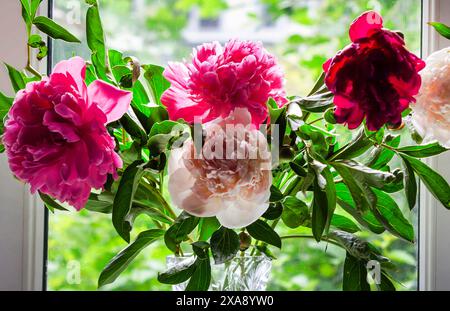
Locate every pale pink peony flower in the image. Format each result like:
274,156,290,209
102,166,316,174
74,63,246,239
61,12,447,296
167,108,272,228
161,39,287,126
3,57,132,210
412,48,450,147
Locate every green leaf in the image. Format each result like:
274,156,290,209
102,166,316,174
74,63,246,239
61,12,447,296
297,124,329,157
368,136,400,169
158,257,196,285
246,220,282,248
267,98,284,123
333,160,396,188
210,227,240,264
142,64,170,106
332,161,393,212
268,102,286,143
20,0,31,28
262,203,283,220
4,63,26,92
85,193,113,213
98,229,164,287
130,202,173,225
331,214,360,233
308,72,326,96
289,162,307,177
401,154,450,209
429,22,450,40
86,3,108,80
311,165,336,241
269,185,283,202
33,16,80,43
398,142,448,158
256,245,277,259
377,273,396,291
198,217,221,241
292,91,334,113
402,157,417,210
330,230,381,261
39,192,68,212
186,247,211,291
120,113,147,143
329,128,373,161
164,212,200,252
0,91,13,132
343,253,370,291
335,183,385,234
149,120,181,136
112,161,144,242
372,189,415,243
281,196,309,229
28,34,43,48
30,0,44,19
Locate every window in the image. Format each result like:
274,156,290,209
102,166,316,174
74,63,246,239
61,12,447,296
47,0,422,291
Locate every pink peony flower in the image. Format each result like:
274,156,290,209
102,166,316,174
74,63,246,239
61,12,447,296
161,39,287,126
412,48,450,147
168,108,272,228
3,57,132,210
323,11,425,131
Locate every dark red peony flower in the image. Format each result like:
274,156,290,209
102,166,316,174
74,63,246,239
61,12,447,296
323,11,425,131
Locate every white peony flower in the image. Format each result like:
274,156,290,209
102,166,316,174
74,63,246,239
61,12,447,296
167,108,272,229
412,48,450,147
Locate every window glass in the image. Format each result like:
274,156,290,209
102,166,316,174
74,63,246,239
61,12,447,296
48,0,421,291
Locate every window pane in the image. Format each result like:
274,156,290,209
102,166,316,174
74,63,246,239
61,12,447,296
48,0,421,291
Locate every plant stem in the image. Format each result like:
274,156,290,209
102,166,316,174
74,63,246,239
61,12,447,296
26,45,42,78
140,181,177,220
369,138,398,152
309,117,324,125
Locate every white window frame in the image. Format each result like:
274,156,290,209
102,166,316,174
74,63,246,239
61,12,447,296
419,0,450,291
0,0,448,291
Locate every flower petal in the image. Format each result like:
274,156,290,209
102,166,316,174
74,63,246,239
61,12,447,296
87,80,132,123
349,11,383,42
52,56,86,94
216,199,270,229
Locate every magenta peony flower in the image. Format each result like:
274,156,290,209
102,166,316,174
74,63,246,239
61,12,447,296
323,11,425,131
3,57,132,210
161,39,287,126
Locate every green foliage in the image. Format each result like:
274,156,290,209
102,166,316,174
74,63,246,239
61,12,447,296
210,227,240,264
164,212,199,253
247,220,282,249
98,229,164,287
343,253,370,291
400,154,450,209
429,22,450,40
185,242,212,291
4,63,26,93
33,16,80,43
112,161,145,242
37,0,440,293
0,91,13,134
158,258,196,284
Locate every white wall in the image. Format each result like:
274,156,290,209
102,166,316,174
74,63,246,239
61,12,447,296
0,0,45,291
0,0,28,291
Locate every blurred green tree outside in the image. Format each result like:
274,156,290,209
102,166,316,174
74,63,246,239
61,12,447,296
48,0,421,291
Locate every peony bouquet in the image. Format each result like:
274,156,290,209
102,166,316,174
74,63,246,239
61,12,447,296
1,1,450,291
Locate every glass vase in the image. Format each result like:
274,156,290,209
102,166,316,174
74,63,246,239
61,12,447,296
166,255,272,291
